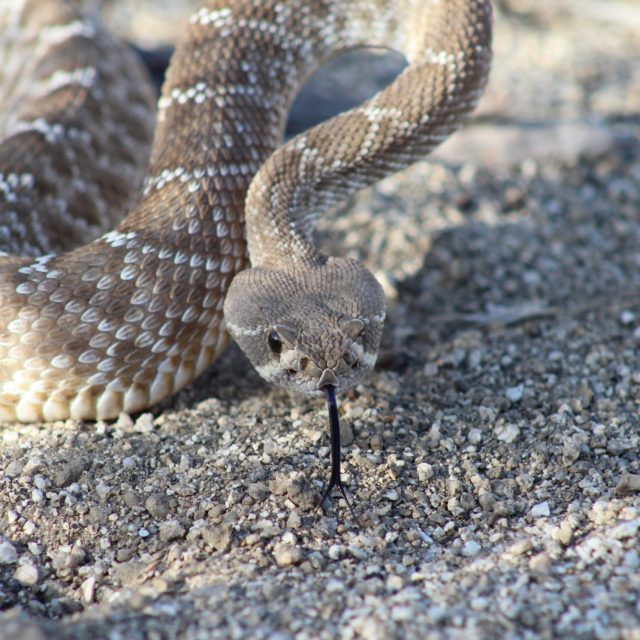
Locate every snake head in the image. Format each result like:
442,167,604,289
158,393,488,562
223,257,385,396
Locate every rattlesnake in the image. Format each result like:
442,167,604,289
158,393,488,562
0,0,492,423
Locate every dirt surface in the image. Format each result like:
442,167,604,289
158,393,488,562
1,1,640,639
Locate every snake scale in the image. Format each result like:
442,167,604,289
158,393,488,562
0,0,492,423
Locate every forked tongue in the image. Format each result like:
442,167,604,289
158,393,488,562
319,385,358,523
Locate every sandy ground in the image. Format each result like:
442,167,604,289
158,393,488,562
1,1,639,638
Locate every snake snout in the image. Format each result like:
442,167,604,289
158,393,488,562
317,368,339,389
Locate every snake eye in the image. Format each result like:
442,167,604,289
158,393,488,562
267,330,283,354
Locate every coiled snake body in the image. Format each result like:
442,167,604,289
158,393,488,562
0,0,492,422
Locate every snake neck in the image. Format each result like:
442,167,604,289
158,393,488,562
241,0,493,269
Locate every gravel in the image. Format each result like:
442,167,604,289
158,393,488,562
1,1,640,639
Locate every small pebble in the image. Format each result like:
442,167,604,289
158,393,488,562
619,310,635,325
95,481,111,500
506,384,524,402
348,545,368,561
531,501,550,518
496,423,520,443
0,541,18,565
23,457,44,476
135,413,155,431
554,521,574,546
145,494,171,520
202,523,233,552
416,462,434,482
510,538,534,556
158,520,185,542
386,574,404,591
529,552,552,574
4,460,24,478
81,576,97,603
54,459,86,488
328,544,344,560
615,471,640,496
116,413,134,429
462,540,482,557
247,482,268,501
273,543,303,567
339,421,354,447
286,511,301,530
14,563,39,586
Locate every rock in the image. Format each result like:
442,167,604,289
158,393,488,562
81,576,97,603
619,310,635,325
509,538,534,556
135,413,155,432
145,494,171,519
416,462,435,482
50,545,86,571
116,412,134,429
88,505,109,524
202,523,234,552
3,460,24,478
384,489,399,501
0,540,18,565
158,520,185,542
123,490,142,508
286,511,301,530
529,552,552,574
14,563,39,586
531,501,550,518
479,493,496,511
54,459,86,487
95,481,111,500
386,574,404,591
328,544,344,560
22,457,44,476
462,540,482,557
116,547,136,562
247,482,268,501
495,423,520,443
553,521,574,546
340,421,354,447
505,384,524,402
273,543,303,567
615,471,640,496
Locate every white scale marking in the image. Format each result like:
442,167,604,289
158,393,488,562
36,66,97,96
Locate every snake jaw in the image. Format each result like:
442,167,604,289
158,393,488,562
252,336,378,396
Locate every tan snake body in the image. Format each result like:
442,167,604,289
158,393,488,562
0,0,492,422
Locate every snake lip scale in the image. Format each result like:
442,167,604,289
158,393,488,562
0,0,492,423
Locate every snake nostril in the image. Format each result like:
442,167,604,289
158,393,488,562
299,357,309,370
